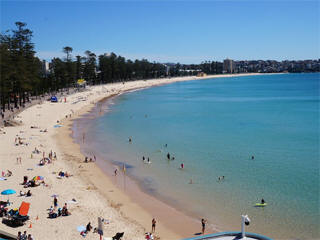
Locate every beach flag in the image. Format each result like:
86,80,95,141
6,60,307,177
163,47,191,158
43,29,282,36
122,164,126,174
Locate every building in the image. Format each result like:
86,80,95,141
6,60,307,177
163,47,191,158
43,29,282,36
223,58,235,73
41,60,50,75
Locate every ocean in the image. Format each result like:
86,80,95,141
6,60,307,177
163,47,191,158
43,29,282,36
74,73,319,239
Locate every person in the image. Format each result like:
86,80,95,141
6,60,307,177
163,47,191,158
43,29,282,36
201,218,207,234
251,155,255,160
26,190,31,197
129,137,132,143
27,234,34,240
114,169,118,176
180,163,184,169
54,196,58,208
167,153,170,160
17,231,22,240
22,231,27,240
20,190,25,196
261,198,265,204
147,157,150,163
142,156,145,161
152,218,156,233
86,222,92,232
189,179,193,184
164,144,167,147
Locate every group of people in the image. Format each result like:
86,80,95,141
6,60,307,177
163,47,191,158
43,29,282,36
84,156,96,163
142,156,151,163
17,230,34,240
48,199,71,218
19,190,32,197
58,171,72,178
14,137,25,146
80,222,93,237
1,169,12,177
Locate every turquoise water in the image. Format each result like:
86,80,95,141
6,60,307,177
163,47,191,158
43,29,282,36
81,73,319,239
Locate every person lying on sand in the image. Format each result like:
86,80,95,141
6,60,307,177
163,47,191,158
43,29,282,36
6,170,12,177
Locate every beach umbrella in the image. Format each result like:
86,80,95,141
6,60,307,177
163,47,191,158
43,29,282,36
33,176,44,181
1,189,16,195
77,225,86,232
1,189,16,202
51,194,59,198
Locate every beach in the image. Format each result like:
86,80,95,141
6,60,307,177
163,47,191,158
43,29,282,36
0,73,281,240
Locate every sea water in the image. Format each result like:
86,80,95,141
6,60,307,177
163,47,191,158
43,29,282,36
78,73,319,239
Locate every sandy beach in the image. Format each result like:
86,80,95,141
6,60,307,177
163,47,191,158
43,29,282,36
0,73,273,240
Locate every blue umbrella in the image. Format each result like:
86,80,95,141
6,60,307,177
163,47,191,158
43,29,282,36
1,189,16,202
1,189,16,195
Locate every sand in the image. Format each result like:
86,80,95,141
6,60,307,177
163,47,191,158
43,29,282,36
0,73,273,240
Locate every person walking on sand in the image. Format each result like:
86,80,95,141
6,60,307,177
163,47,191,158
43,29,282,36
201,218,207,234
152,218,156,233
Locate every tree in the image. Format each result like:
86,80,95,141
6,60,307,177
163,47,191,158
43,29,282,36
0,22,41,111
63,46,73,61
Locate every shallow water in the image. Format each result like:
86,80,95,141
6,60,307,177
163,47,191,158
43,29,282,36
78,73,320,239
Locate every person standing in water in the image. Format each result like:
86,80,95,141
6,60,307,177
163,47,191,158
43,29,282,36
167,153,170,160
180,163,184,169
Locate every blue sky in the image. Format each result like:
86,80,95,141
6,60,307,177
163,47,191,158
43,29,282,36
1,0,319,63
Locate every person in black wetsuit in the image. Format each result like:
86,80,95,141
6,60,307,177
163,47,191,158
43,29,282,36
167,153,170,160
261,198,265,204
201,218,207,234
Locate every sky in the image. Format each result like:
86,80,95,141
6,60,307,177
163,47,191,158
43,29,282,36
1,0,319,63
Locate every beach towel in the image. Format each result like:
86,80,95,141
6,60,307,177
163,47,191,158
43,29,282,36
19,201,30,216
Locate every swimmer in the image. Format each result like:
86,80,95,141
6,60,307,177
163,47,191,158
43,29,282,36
251,155,255,160
147,157,150,163
171,157,175,161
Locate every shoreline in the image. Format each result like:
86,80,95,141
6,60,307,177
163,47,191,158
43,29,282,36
0,73,282,239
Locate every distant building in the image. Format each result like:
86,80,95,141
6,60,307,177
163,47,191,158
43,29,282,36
42,60,50,75
223,58,235,73
164,65,170,76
